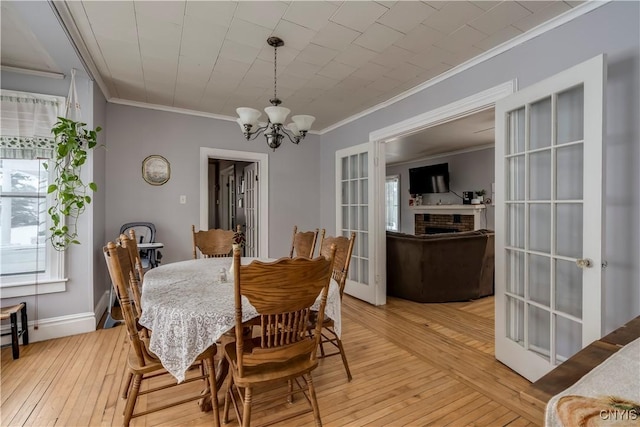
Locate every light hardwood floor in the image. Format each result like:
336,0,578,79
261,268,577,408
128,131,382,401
1,295,541,426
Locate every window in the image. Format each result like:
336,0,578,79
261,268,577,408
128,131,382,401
385,175,399,231
0,90,66,296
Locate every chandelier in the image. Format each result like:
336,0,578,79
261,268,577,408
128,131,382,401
236,37,315,151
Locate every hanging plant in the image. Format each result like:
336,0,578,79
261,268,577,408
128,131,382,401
44,117,101,251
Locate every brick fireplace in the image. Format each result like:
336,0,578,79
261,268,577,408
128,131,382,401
411,204,486,235
415,213,474,234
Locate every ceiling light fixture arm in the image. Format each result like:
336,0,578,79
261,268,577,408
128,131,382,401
235,37,315,151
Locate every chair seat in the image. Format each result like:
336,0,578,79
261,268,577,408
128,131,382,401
224,339,318,385
0,303,25,319
1,302,28,359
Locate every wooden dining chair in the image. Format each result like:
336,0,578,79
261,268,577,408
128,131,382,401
103,241,220,427
289,226,320,258
117,232,151,399
223,245,336,427
316,230,356,381
192,224,240,258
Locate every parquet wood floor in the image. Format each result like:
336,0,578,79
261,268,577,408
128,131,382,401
1,295,541,426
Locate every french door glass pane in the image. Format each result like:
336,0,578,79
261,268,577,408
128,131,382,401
529,204,551,253
341,181,348,204
555,315,582,363
506,249,525,296
506,296,524,346
359,206,368,230
350,206,357,230
349,155,358,179
556,144,583,200
349,181,357,204
359,153,368,177
529,150,552,200
350,258,359,281
557,85,584,144
530,97,552,149
361,259,369,285
555,259,582,318
556,203,583,258
507,204,525,248
361,232,368,258
360,179,368,204
528,305,551,361
342,157,348,179
507,107,526,155
528,254,551,307
508,155,526,200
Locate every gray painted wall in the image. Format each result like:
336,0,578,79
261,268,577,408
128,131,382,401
320,2,640,332
105,104,321,263
92,83,108,312
387,147,495,234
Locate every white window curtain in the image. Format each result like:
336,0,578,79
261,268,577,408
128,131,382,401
0,90,64,160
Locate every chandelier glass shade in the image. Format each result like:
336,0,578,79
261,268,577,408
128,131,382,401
236,37,315,150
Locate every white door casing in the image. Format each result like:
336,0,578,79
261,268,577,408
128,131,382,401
367,82,517,307
243,163,258,257
199,148,268,257
495,54,605,382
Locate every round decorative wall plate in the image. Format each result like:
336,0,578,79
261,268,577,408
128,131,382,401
142,155,170,186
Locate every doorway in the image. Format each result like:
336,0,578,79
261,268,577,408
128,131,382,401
199,148,269,257
343,82,516,307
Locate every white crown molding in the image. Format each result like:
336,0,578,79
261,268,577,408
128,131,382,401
111,98,235,121
1,65,65,80
319,0,610,135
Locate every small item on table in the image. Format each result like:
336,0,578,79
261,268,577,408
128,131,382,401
218,268,227,283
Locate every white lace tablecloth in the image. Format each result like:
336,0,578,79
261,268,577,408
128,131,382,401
139,257,342,382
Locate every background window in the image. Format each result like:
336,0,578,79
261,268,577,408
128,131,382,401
1,90,65,292
0,159,48,277
386,175,399,231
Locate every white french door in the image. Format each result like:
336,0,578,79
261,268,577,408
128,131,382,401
243,163,258,257
336,142,385,305
495,55,605,381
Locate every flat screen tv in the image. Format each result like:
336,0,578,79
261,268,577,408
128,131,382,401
409,163,450,194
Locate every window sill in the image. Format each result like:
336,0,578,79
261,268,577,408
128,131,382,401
0,278,68,298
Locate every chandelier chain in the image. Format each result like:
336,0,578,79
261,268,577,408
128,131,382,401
273,44,278,102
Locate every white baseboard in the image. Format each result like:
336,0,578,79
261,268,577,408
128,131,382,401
1,290,110,345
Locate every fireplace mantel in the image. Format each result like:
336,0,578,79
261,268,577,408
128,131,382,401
411,204,486,231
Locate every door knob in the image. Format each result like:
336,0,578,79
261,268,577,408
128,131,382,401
576,258,593,269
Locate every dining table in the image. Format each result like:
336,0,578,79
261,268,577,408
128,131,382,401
138,256,342,385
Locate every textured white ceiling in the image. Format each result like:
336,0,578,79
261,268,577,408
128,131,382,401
1,0,583,161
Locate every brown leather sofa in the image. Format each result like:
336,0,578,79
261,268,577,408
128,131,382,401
386,229,495,303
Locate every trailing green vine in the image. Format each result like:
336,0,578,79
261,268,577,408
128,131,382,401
44,117,101,251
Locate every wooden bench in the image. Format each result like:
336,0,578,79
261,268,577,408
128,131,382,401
1,302,29,359
520,315,640,417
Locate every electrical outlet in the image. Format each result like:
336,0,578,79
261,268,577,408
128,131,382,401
179,195,186,204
